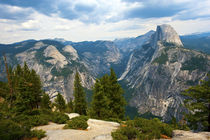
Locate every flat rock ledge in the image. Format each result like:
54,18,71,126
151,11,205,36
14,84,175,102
34,118,119,140
172,130,210,140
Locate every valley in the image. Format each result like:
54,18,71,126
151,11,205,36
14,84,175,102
0,24,210,122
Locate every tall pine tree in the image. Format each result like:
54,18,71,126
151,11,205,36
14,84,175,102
14,62,43,112
108,68,126,119
90,79,110,119
66,98,74,113
90,68,126,120
54,93,66,112
41,93,51,109
73,71,87,115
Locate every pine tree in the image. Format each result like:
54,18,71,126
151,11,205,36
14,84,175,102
41,93,51,109
90,79,110,119
90,68,126,120
54,93,66,112
100,74,110,96
182,75,210,131
73,71,87,115
66,98,74,113
15,76,33,112
14,63,43,112
29,67,42,108
108,68,126,119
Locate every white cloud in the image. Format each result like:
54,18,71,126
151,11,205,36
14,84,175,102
0,0,210,44
0,4,34,20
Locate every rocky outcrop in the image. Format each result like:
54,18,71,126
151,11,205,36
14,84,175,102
44,45,68,68
62,45,79,61
154,24,183,47
172,130,210,140
65,113,80,119
34,116,120,140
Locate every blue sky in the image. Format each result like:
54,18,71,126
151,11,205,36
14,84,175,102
0,0,210,43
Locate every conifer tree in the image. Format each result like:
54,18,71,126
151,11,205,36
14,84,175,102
182,75,210,131
66,98,74,113
41,93,51,109
28,69,42,108
90,68,126,120
108,68,126,119
54,93,66,112
15,78,33,112
90,79,110,119
100,74,110,96
15,63,43,111
73,71,87,115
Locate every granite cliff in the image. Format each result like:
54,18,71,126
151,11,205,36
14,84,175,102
118,24,210,121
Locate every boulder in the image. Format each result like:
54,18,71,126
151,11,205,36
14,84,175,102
65,113,80,119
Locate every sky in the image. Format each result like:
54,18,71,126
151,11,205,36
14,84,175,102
0,0,210,44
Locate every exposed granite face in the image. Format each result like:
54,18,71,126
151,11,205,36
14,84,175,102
44,45,68,68
172,130,210,140
154,24,183,47
62,45,78,61
119,25,210,121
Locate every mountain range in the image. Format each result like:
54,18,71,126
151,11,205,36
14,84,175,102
0,24,210,122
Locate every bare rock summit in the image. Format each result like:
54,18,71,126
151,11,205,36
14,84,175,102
154,24,183,46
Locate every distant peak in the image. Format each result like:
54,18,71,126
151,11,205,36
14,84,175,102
53,38,67,43
155,24,183,46
136,30,155,39
146,30,155,35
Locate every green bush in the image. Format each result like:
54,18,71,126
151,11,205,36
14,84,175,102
29,129,46,139
170,117,190,131
25,109,42,116
75,115,89,121
51,112,69,124
114,126,138,140
40,108,53,115
64,116,88,130
111,130,129,140
12,114,48,127
0,107,68,139
0,120,26,140
30,115,49,126
112,118,174,140
13,110,69,126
